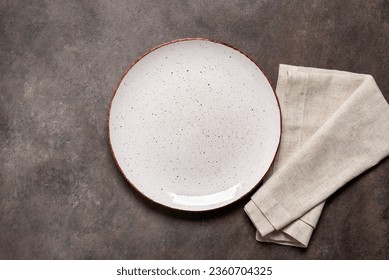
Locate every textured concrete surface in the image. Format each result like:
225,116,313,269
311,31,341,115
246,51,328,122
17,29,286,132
0,0,388,259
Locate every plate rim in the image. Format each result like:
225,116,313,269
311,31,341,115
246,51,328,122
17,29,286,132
107,37,282,212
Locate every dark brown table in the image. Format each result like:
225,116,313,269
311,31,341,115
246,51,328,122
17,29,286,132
0,0,388,259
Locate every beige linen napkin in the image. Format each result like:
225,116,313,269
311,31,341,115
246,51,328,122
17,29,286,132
245,64,389,248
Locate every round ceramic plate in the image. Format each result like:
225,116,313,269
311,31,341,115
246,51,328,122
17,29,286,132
109,38,281,211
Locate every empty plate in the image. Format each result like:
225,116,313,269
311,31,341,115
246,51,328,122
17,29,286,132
109,38,281,211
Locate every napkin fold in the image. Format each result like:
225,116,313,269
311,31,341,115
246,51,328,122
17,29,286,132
245,64,389,248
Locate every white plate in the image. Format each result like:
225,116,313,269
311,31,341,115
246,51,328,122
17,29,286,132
109,39,281,211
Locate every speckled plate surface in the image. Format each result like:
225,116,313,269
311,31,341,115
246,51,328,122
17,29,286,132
109,38,281,211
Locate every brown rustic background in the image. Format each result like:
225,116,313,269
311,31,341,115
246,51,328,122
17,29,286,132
0,0,388,259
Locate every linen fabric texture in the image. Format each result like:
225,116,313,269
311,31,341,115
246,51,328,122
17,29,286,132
245,64,389,247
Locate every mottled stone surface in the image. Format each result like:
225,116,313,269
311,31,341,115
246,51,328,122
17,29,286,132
0,0,388,259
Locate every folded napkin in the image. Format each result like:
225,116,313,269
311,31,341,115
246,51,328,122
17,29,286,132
245,64,389,247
